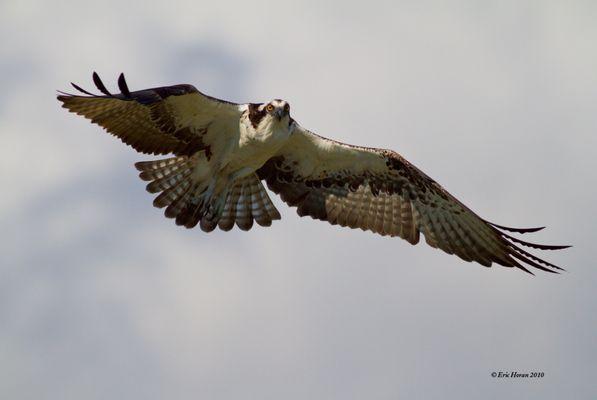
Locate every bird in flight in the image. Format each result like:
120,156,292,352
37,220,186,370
58,73,568,274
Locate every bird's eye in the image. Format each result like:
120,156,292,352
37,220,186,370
284,104,290,112
266,104,274,112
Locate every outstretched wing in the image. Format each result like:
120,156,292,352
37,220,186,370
258,124,569,274
57,72,243,156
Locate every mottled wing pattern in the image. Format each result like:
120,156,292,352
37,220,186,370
57,72,243,156
258,125,568,274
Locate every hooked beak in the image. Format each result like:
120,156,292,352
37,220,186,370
275,108,286,121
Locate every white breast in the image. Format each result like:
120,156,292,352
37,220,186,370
224,114,292,172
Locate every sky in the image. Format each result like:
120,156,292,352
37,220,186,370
1,1,596,399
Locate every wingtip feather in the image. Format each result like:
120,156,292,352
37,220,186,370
92,71,112,96
118,73,131,98
70,82,96,96
56,90,74,98
499,231,572,251
486,221,545,233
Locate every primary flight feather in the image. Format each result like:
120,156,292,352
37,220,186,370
57,72,569,274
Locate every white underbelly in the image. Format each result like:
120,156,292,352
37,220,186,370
227,139,283,172
222,124,290,175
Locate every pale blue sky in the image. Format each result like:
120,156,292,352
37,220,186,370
1,1,595,399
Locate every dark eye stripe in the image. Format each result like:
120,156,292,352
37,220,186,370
248,103,267,128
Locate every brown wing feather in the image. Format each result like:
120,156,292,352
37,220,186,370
57,72,241,156
258,125,569,274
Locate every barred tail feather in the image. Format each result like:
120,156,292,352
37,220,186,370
235,183,254,231
135,158,280,232
136,155,203,228
218,175,281,231
218,183,242,231
135,156,191,182
134,157,195,208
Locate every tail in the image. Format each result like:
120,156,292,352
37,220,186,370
134,156,281,232
216,175,282,232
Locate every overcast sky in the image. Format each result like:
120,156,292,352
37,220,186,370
1,1,596,399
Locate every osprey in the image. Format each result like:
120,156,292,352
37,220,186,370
58,73,569,274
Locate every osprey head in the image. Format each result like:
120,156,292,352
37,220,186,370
264,99,290,122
